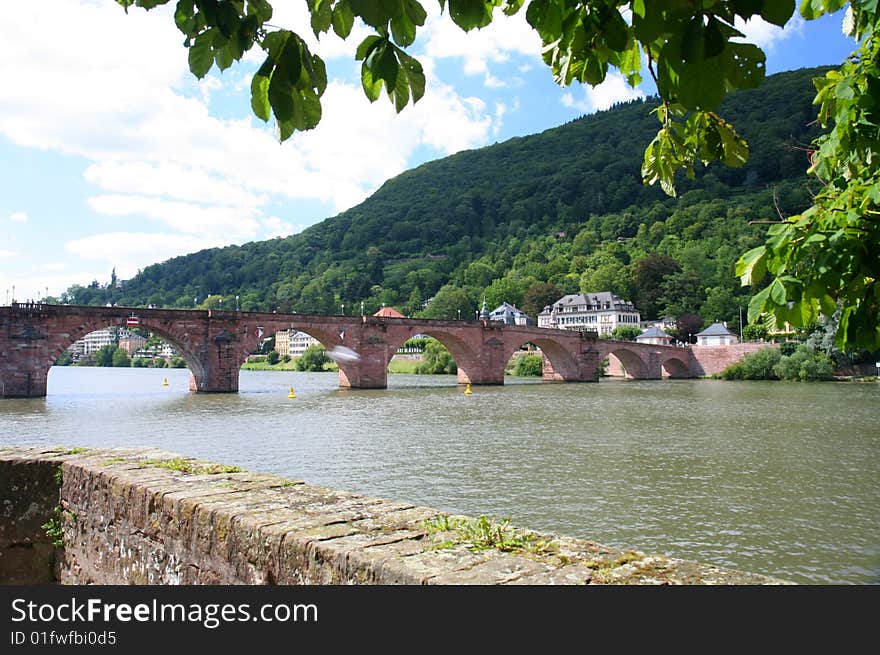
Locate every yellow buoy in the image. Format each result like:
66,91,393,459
464,383,472,395
162,378,169,387
288,386,296,399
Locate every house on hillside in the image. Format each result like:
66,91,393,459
373,306,406,318
635,326,673,346
694,322,739,346
489,302,533,326
537,291,640,336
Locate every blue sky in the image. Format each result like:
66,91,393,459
0,1,857,302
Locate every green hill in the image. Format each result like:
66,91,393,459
63,67,827,329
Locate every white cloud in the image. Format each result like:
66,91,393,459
8,211,28,223
422,9,542,75
84,161,266,209
65,232,228,279
261,216,295,239
1,1,497,213
0,250,18,259
87,195,261,241
561,73,644,114
734,14,806,51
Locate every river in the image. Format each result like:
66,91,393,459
2,366,878,584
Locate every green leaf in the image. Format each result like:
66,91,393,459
736,246,768,285
174,0,196,35
187,30,215,78
722,42,766,89
268,74,294,122
250,72,271,121
760,0,795,26
391,12,416,46
448,0,494,31
332,0,355,39
673,56,726,109
714,116,750,167
310,0,333,36
247,0,273,22
361,65,383,102
390,63,411,112
768,279,787,305
405,0,428,26
601,10,628,52
399,51,426,103
356,35,382,61
747,285,771,324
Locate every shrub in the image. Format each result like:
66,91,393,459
267,350,280,365
415,339,457,374
773,346,834,381
717,347,781,380
295,344,328,372
512,354,543,377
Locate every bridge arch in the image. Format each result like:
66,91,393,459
382,329,483,384
48,318,207,391
602,345,650,379
500,336,580,381
660,355,691,378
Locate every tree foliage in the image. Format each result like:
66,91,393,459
738,4,880,353
512,353,543,376
415,338,457,374
295,343,329,371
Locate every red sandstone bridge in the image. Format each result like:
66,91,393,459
0,303,765,397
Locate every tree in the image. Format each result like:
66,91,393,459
512,353,543,377
736,4,880,353
95,345,117,367
657,270,705,318
633,253,681,319
295,344,329,371
267,350,280,365
675,312,704,344
112,348,132,368
420,284,473,319
415,338,457,374
521,282,562,318
118,0,878,351
610,325,642,341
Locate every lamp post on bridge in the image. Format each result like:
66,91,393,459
236,295,240,312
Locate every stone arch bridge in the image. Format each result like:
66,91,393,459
0,304,763,397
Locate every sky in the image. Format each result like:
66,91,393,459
0,1,859,303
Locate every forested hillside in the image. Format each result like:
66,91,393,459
62,67,827,331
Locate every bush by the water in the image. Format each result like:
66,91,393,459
511,354,543,377
415,339,457,374
717,345,834,381
772,347,834,381
295,344,329,372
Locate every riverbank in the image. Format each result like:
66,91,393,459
0,445,791,585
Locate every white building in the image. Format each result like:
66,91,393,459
694,322,739,346
538,292,640,336
489,302,533,326
636,326,673,346
67,328,140,359
275,329,321,357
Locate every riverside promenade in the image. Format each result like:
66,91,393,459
1,445,789,585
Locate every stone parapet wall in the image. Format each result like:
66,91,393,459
690,343,776,377
0,446,789,585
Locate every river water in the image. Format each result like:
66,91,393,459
2,366,878,584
